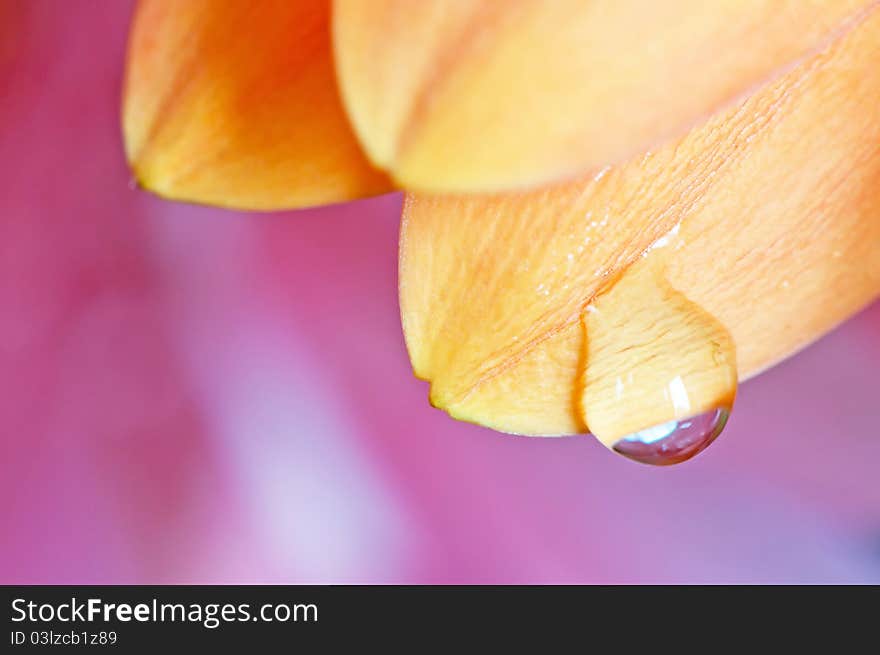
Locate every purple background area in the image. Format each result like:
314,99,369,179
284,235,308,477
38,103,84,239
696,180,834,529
1,1,878,584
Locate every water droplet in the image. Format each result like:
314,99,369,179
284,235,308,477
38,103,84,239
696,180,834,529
579,254,737,466
612,408,729,466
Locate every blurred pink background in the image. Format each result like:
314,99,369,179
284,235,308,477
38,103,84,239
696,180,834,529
2,1,879,584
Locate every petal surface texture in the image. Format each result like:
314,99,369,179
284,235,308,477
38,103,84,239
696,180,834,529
335,0,873,193
124,0,391,210
399,7,880,436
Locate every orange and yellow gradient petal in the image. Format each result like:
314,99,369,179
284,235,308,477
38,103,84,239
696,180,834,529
400,7,880,443
334,0,874,193
124,0,391,211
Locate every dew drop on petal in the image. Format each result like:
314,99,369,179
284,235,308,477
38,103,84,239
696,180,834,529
612,408,730,466
579,248,737,467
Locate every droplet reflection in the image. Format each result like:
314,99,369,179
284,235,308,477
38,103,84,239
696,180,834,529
612,408,729,466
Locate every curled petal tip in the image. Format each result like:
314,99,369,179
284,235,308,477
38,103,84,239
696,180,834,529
123,0,391,211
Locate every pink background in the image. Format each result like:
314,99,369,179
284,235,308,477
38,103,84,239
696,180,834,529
2,1,878,584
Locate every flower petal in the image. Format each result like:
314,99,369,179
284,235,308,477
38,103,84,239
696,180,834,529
124,0,391,210
335,0,872,193
399,6,880,435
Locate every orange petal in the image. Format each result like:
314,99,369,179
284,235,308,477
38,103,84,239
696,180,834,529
335,0,873,193
399,6,880,436
123,0,391,210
